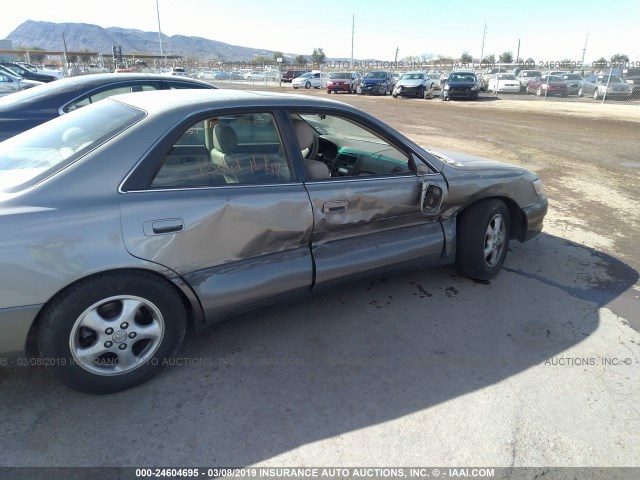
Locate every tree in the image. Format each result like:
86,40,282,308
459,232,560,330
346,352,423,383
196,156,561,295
273,51,285,62
482,54,496,64
253,54,271,65
594,57,607,69
311,48,326,64
610,53,629,63
460,51,473,63
294,55,307,66
498,51,513,63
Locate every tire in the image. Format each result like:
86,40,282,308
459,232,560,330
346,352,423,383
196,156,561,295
38,271,187,394
327,90,331,94
305,82,311,89
293,86,298,89
578,87,583,97
593,89,599,100
417,87,424,98
456,199,511,280
536,87,542,96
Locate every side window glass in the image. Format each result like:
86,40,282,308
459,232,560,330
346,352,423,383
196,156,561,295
294,113,412,180
150,113,292,189
65,83,159,112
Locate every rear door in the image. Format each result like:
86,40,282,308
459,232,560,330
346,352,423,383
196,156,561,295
120,109,314,321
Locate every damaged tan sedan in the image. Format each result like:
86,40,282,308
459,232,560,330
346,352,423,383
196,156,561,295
0,90,547,393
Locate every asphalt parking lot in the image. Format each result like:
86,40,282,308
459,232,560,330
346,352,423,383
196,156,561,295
0,83,638,471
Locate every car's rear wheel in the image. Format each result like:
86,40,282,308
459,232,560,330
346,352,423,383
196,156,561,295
305,82,311,89
536,87,543,96
456,199,511,280
578,87,584,97
593,89,599,100
38,271,187,394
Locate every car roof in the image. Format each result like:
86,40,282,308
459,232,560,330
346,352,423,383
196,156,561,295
0,73,215,109
109,88,355,115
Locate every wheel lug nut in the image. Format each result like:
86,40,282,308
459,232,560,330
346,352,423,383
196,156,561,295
105,328,114,335
104,341,113,348
128,332,137,339
118,343,127,350
120,322,129,329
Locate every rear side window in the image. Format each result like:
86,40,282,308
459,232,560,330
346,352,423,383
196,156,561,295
149,113,292,189
0,100,145,193
64,83,159,112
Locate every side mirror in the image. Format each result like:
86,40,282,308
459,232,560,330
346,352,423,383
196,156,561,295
420,180,446,215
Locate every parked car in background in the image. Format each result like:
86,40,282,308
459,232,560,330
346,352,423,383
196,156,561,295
441,71,481,100
392,71,435,99
578,73,633,100
16,62,64,80
212,72,232,80
0,68,43,97
526,75,568,97
480,68,504,90
0,73,217,142
292,71,324,89
623,67,640,97
281,70,305,83
427,72,442,90
360,71,394,95
167,67,188,77
0,61,58,83
326,72,359,94
0,89,547,394
197,69,217,80
556,73,583,95
486,73,521,93
516,70,542,92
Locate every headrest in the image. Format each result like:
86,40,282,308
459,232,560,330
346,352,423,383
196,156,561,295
292,119,314,150
213,124,238,154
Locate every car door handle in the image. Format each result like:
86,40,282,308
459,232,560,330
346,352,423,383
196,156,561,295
143,218,184,236
322,201,348,214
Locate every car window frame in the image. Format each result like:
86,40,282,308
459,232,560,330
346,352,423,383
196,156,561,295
280,106,439,182
60,80,164,114
121,106,301,192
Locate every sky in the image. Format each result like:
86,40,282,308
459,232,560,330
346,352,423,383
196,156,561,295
1,0,639,64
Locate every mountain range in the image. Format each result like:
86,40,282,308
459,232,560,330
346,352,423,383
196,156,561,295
4,20,305,62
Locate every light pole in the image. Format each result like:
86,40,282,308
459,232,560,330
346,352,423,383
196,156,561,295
156,0,165,70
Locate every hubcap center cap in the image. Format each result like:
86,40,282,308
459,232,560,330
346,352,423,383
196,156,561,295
112,331,128,344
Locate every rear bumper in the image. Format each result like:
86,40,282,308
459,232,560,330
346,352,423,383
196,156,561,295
522,197,548,241
0,304,41,362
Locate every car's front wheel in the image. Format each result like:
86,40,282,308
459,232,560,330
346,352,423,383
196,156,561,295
456,199,511,280
38,271,187,394
593,89,599,100
578,87,584,97
305,82,311,89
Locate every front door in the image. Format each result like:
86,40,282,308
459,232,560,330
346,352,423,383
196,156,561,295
287,112,447,287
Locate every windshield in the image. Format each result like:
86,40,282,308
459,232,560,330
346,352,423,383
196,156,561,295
400,73,424,80
0,100,145,192
330,73,352,79
365,72,386,79
449,73,476,82
542,76,563,82
497,74,516,80
298,73,312,78
563,74,583,80
521,71,541,77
